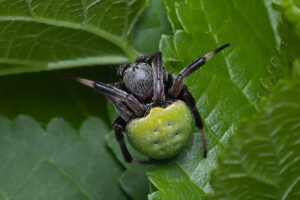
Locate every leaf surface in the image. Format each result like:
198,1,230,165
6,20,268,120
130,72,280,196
273,0,300,76
210,79,300,200
148,0,278,198
0,115,127,200
0,67,119,128
0,0,148,75
106,131,154,200
131,0,172,55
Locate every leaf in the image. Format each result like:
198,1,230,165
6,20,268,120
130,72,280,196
148,165,205,200
106,131,155,200
0,115,128,200
274,0,300,39
131,0,172,55
0,66,120,128
0,0,148,76
273,0,300,76
209,79,300,200
148,0,278,198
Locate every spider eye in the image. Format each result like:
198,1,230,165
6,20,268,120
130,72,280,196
135,56,151,65
117,63,130,78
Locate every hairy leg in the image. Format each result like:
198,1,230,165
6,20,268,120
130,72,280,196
58,72,146,117
178,86,207,158
152,52,166,103
113,117,152,164
169,44,229,97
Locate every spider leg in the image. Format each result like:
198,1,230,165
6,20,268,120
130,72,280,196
106,82,135,122
95,82,147,116
169,43,230,97
106,96,134,122
58,72,146,117
152,52,166,103
113,117,152,164
178,85,207,158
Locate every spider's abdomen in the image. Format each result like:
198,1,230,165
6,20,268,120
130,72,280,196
126,100,194,159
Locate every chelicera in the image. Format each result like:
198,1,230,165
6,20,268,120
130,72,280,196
59,43,229,164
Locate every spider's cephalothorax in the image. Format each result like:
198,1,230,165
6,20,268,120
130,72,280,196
59,43,229,164
120,61,154,103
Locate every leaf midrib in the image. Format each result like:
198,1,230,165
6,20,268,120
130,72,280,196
0,56,127,76
0,16,139,61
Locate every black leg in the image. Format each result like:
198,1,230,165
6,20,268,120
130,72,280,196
94,83,146,116
169,43,230,97
152,52,165,103
58,72,146,117
106,96,133,122
113,117,152,164
117,62,130,78
178,86,207,158
106,83,134,122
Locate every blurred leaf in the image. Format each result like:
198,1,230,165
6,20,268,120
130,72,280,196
273,0,300,75
106,131,155,200
131,0,172,55
274,0,300,38
210,79,300,200
163,0,183,32
0,66,120,128
0,0,149,76
148,0,278,198
0,115,128,200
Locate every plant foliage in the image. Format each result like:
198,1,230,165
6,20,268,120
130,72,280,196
0,0,148,75
147,0,279,198
0,0,299,199
0,115,128,200
209,1,300,199
210,79,300,200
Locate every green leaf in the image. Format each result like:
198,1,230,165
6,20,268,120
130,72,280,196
274,0,300,38
131,0,172,55
273,0,300,77
0,115,128,200
210,79,300,200
0,0,148,76
0,67,120,128
148,0,278,198
106,131,155,200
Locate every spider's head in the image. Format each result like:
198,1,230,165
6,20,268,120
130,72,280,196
117,58,153,102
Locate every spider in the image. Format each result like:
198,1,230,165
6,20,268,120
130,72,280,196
59,43,229,164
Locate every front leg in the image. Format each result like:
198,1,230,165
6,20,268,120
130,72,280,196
169,43,229,97
113,117,152,164
58,72,146,117
178,86,207,158
152,52,166,103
